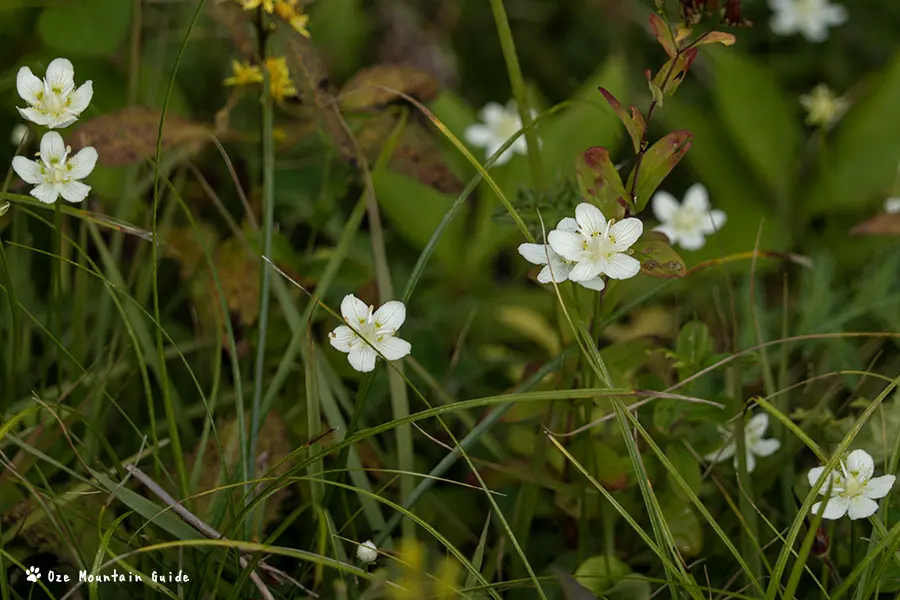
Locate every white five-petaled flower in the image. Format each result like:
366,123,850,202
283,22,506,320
547,203,643,282
885,197,900,214
329,295,411,373
16,58,93,129
809,449,895,520
356,540,378,563
704,412,781,473
518,217,607,292
769,0,847,42
464,102,532,166
651,183,726,251
12,131,98,204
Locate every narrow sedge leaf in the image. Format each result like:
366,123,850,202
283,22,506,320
627,130,693,211
630,232,687,278
598,87,645,153
576,146,629,218
649,13,677,58
652,48,699,97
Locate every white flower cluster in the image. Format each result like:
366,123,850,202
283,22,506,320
704,412,781,473
11,58,97,205
809,449,895,520
769,0,848,42
464,101,535,166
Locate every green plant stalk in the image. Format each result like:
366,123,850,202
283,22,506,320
0,235,18,408
731,370,762,584
783,492,828,600
53,200,63,395
488,0,545,190
249,22,276,532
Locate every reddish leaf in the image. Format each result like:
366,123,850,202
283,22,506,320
577,147,629,219
850,212,900,236
598,87,646,153
693,31,737,47
628,130,693,211
649,14,677,58
652,47,699,98
630,232,687,278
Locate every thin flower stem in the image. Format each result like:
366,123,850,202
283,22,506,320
53,202,62,396
488,0,545,190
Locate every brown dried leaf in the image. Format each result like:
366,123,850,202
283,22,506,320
214,237,260,327
339,65,439,112
850,212,900,236
69,106,209,167
164,224,219,279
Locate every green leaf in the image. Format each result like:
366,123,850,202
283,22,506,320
627,131,692,212
598,87,645,153
576,147,628,219
574,555,630,595
605,577,652,600
708,47,801,199
662,502,704,557
665,444,702,498
651,48,698,97
674,320,713,376
557,571,600,600
648,14,677,58
590,442,629,490
630,232,687,278
308,0,367,80
38,0,132,57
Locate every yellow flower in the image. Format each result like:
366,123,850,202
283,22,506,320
224,60,264,87
800,83,848,127
272,0,311,38
237,0,275,12
264,57,298,101
288,12,311,37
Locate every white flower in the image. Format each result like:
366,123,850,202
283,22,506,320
329,295,411,373
547,203,643,282
769,0,847,42
356,540,378,563
12,131,98,204
651,184,726,251
464,102,531,166
799,84,848,127
10,124,29,146
809,449,895,520
704,412,781,473
885,197,900,214
16,58,93,129
518,217,606,292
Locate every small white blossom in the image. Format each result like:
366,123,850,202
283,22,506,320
329,295,411,373
16,58,93,129
885,197,900,214
652,184,726,251
356,540,378,563
518,217,606,292
547,203,643,282
464,102,533,166
799,84,848,127
12,131,97,204
809,449,895,520
769,0,847,42
10,124,29,146
704,412,781,473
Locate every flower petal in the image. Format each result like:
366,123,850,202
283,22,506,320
704,441,736,464
846,449,874,480
609,217,643,250
742,450,757,473
575,203,606,236
847,496,879,520
653,224,677,245
824,3,848,26
808,466,838,493
567,259,602,282
376,335,411,361
46,114,77,130
812,496,849,520
67,81,93,115
329,325,357,353
683,183,709,212
463,124,494,148
518,243,551,266
16,67,43,104
885,197,900,214
751,437,781,457
479,102,506,126
678,232,706,251
746,413,769,437
340,294,371,325
651,191,680,223
39,131,66,162
576,276,606,291
12,156,44,185
59,180,90,203
700,209,727,234
373,300,406,331
537,261,571,284
45,58,75,92
863,475,896,500
556,217,578,233
67,146,97,179
17,107,51,127
547,230,585,262
31,183,59,204
601,253,641,280
347,344,377,373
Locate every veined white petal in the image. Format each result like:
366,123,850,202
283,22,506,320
751,437,780,457
576,276,606,291
808,466,838,493
31,183,59,204
18,107,51,127
601,253,641,280
812,496,849,520
556,217,578,233
746,413,769,437
547,230,585,262
12,156,44,185
329,325,357,353
609,217,642,250
39,131,66,162
518,243,551,266
537,260,572,284
864,475,896,500
59,180,90,203
683,183,709,212
846,496,878,520
575,203,606,236
68,146,98,179
651,191,680,223
376,335,411,361
846,449,874,480
567,259,602,282
341,294,371,325
705,441,736,464
68,81,93,114
373,301,406,331
347,344,377,372
45,58,75,92
16,67,43,104
46,114,77,130
464,124,494,147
